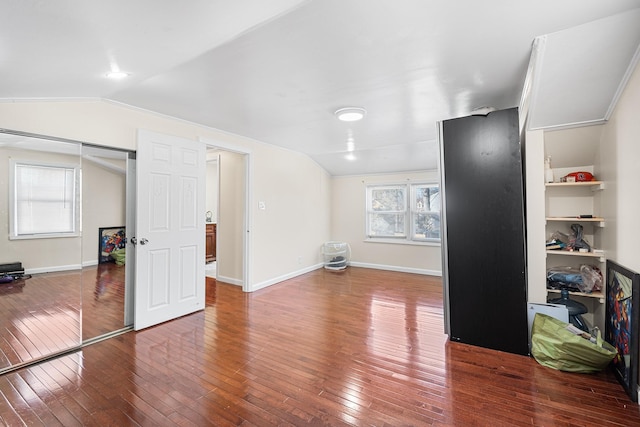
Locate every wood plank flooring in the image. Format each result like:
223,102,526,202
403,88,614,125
0,271,82,369
81,263,127,340
0,263,127,371
1,267,639,426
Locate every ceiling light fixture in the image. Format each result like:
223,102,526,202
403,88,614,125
335,107,366,122
105,71,130,79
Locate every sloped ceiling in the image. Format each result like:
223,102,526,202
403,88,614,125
1,1,639,175
528,9,640,130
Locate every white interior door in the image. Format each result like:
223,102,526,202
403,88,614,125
134,129,206,330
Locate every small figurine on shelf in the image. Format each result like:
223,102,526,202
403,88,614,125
544,156,554,183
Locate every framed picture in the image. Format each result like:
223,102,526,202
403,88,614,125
99,226,126,264
605,260,640,402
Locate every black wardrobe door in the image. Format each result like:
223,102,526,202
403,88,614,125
442,108,528,355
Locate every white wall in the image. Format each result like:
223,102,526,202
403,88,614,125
524,129,547,303
81,157,126,264
0,99,332,290
330,171,442,275
600,60,640,273
217,150,244,284
250,143,332,288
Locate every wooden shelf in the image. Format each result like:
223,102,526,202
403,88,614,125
547,288,605,303
545,181,604,190
546,216,605,227
546,249,605,262
546,216,604,222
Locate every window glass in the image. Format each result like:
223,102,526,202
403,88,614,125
412,184,440,241
366,182,440,243
367,185,407,238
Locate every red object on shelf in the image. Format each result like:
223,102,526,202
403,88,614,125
563,171,595,182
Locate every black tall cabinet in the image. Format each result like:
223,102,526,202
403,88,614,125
440,107,528,355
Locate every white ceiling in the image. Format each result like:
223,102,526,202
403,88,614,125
1,1,640,175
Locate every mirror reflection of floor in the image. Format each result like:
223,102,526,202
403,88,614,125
0,262,126,371
0,270,82,370
82,262,127,340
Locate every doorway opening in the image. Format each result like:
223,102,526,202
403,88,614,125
202,138,251,292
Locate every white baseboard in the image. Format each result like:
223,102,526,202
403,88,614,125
251,263,324,292
249,262,440,292
216,274,243,287
25,260,104,274
349,261,442,276
25,264,83,275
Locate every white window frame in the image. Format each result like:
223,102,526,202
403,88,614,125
365,182,440,245
9,159,81,240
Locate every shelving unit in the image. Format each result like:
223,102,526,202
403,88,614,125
543,146,605,330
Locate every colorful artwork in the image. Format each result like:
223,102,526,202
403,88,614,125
606,260,640,402
99,227,126,264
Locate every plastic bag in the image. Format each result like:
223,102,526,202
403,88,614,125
579,264,602,293
546,265,602,293
531,313,617,373
547,266,584,292
110,248,126,266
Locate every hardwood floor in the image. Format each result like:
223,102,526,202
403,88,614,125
81,263,127,340
0,267,639,426
0,263,127,371
0,271,82,369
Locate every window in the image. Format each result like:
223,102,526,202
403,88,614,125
366,182,440,243
411,183,440,241
10,160,80,239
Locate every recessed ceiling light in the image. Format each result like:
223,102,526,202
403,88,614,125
105,71,130,79
335,107,366,122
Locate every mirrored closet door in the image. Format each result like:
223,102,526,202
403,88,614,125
0,130,133,373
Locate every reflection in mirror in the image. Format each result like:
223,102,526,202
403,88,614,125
0,131,82,371
80,145,132,340
0,130,133,373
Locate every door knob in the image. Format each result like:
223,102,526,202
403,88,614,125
140,238,149,245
